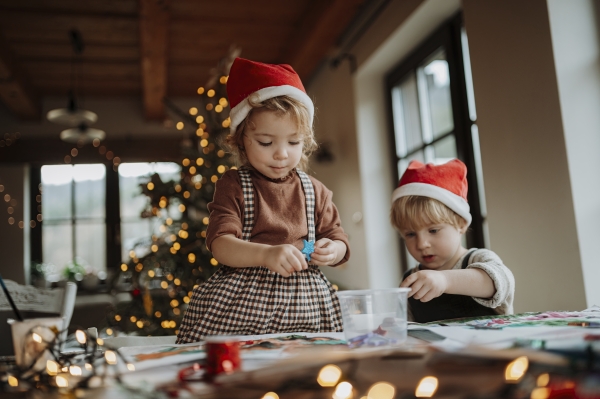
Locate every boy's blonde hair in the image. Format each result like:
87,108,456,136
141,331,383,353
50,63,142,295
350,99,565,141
390,195,466,234
224,95,318,171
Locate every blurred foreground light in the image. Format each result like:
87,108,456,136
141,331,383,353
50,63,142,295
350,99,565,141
333,381,353,399
55,375,68,388
69,366,82,376
105,350,117,365
317,364,342,387
75,330,86,344
262,392,279,399
415,376,438,398
368,382,395,399
530,387,550,399
47,360,59,375
505,356,529,382
537,373,550,387
32,333,42,343
8,376,18,387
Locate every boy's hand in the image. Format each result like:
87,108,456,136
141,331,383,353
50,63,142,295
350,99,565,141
309,238,341,266
400,270,448,302
263,244,308,277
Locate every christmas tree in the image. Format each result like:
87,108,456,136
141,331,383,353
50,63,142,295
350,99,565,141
108,48,240,336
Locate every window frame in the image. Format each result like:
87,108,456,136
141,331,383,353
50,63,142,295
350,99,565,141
385,13,485,272
29,162,122,273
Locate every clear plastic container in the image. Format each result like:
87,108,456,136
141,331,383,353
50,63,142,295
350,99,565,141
336,288,410,347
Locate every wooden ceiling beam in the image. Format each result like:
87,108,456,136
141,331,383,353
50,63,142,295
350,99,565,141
0,30,40,120
139,0,169,120
281,0,365,81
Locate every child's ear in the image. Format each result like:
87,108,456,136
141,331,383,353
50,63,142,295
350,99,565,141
458,219,469,234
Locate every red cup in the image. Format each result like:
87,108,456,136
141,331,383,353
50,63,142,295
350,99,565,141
204,336,242,378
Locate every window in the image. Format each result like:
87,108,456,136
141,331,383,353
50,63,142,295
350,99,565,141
34,162,181,274
119,163,181,262
386,14,487,272
41,164,106,274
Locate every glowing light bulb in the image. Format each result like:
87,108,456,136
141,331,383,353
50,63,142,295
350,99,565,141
55,375,68,388
105,350,117,365
505,356,528,382
368,382,396,399
47,360,59,375
333,381,353,399
32,333,42,343
7,376,18,387
75,330,86,344
317,364,342,387
415,376,438,397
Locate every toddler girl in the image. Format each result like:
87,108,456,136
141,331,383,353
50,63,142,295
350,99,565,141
391,159,514,323
177,58,349,342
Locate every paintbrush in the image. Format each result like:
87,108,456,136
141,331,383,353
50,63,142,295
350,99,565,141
0,273,23,321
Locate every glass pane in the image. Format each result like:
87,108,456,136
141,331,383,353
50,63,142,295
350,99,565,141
119,163,181,219
41,165,73,220
74,164,106,219
431,135,457,165
42,223,72,273
421,49,454,139
461,27,477,122
392,73,423,156
121,220,152,262
75,221,106,272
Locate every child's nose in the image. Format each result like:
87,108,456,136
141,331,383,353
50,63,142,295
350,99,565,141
416,235,430,249
273,147,288,159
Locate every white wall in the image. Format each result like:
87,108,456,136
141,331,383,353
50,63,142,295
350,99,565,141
463,0,586,311
547,0,600,307
308,63,369,290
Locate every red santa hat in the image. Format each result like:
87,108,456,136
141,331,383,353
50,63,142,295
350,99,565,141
226,57,314,134
391,159,472,226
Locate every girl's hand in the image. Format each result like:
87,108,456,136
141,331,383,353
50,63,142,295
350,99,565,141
263,244,308,277
310,238,342,266
400,270,448,302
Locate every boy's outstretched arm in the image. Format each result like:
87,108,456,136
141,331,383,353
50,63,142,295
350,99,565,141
211,234,308,277
401,268,495,302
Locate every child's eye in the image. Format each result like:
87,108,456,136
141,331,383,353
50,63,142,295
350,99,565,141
289,141,301,145
429,229,439,234
257,141,272,147
404,232,416,238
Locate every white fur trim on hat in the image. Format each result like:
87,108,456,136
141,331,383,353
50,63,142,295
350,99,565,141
391,182,472,226
228,85,314,134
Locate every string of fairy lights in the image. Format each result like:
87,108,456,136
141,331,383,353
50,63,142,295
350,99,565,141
3,324,162,397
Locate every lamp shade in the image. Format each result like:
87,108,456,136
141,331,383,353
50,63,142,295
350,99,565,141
60,125,105,143
47,108,98,126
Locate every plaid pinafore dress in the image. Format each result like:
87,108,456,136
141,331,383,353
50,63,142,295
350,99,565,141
176,167,343,343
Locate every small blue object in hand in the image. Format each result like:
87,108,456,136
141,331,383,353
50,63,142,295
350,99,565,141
301,240,315,261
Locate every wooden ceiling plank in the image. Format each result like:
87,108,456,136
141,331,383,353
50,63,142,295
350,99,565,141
282,0,365,80
139,0,169,120
0,0,138,16
0,31,40,120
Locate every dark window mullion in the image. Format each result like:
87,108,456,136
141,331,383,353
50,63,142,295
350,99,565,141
400,130,456,160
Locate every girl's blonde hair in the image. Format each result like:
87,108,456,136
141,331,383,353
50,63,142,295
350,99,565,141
390,195,466,234
223,95,318,171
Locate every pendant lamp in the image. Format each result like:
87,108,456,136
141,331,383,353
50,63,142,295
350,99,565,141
46,29,105,144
